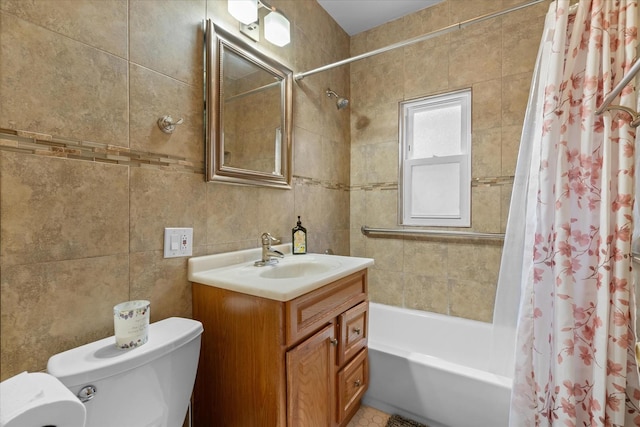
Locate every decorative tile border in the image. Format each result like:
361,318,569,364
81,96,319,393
350,176,515,192
472,176,514,186
292,176,350,191
0,128,205,174
1,128,514,191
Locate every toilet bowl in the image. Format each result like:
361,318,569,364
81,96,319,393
47,317,203,427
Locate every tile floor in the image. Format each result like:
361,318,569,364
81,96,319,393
347,405,391,426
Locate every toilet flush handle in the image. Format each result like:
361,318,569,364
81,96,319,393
77,385,97,403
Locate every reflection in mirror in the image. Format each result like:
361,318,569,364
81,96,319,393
205,20,293,188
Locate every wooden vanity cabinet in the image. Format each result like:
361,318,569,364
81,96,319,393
192,269,369,427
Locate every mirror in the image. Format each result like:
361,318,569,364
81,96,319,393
205,20,293,188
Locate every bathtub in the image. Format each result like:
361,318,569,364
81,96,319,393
362,303,513,427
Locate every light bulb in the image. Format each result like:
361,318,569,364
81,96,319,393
264,11,290,47
228,0,258,25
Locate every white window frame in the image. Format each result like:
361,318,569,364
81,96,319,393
399,89,471,227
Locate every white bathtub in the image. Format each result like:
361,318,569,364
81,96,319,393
362,303,513,427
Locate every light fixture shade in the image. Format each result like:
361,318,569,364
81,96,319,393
264,11,290,47
228,0,258,25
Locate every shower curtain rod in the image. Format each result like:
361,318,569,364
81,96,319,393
361,225,505,241
294,0,546,81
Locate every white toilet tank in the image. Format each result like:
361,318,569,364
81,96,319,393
47,317,203,427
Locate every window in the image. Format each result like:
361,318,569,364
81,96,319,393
399,89,471,227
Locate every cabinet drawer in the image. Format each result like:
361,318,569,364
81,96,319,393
336,348,368,424
286,270,367,345
337,301,368,366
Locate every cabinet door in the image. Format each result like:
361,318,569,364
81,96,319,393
286,323,336,427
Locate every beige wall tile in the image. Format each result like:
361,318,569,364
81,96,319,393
500,184,513,232
403,40,450,99
322,138,350,185
129,167,207,253
501,124,523,176
368,269,404,306
293,127,322,179
449,278,496,322
471,185,502,233
447,243,502,283
130,251,193,322
472,128,502,178
0,12,128,145
294,75,326,136
130,0,205,86
1,254,129,378
403,0,450,39
1,0,352,380
350,0,544,321
349,227,366,258
350,190,366,232
129,64,203,162
364,189,398,228
502,15,541,77
472,79,502,131
350,145,368,186
366,142,398,184
366,238,403,272
502,72,532,127
0,152,129,266
404,274,448,314
326,228,350,256
257,186,297,243
0,0,128,58
403,240,448,278
351,54,404,109
206,182,261,245
449,28,502,87
350,102,398,147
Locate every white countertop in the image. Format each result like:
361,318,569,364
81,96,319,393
188,245,374,301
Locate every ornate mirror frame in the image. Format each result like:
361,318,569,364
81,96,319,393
205,20,293,188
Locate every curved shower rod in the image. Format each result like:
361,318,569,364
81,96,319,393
295,0,546,81
595,58,640,127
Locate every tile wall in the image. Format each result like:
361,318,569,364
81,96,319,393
349,0,548,321
0,0,350,380
0,0,550,381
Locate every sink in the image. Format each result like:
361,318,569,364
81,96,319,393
259,259,341,279
188,244,374,301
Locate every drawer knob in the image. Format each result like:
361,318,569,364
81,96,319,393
353,327,361,335
354,379,362,387
329,338,338,346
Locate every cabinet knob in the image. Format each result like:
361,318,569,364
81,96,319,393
353,327,361,335
354,379,362,387
329,338,338,346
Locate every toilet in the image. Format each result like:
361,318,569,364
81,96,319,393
46,316,203,427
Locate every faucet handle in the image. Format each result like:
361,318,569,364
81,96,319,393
261,232,280,245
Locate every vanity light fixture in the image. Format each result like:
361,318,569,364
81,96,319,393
228,0,290,47
228,0,258,25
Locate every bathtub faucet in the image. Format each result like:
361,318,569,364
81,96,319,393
255,232,284,266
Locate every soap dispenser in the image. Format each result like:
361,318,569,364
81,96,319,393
292,216,307,255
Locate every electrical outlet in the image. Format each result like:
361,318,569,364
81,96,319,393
164,227,193,258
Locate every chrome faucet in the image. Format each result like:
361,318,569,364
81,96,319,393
255,232,284,266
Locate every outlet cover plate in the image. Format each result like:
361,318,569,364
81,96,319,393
164,227,193,258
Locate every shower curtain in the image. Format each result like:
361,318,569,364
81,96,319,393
504,0,640,425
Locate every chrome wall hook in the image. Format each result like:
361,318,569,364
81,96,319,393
157,116,184,134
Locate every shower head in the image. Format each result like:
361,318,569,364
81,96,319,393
326,89,349,110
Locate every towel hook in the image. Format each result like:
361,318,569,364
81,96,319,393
157,116,184,134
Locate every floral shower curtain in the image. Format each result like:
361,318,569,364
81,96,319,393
510,1,640,426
